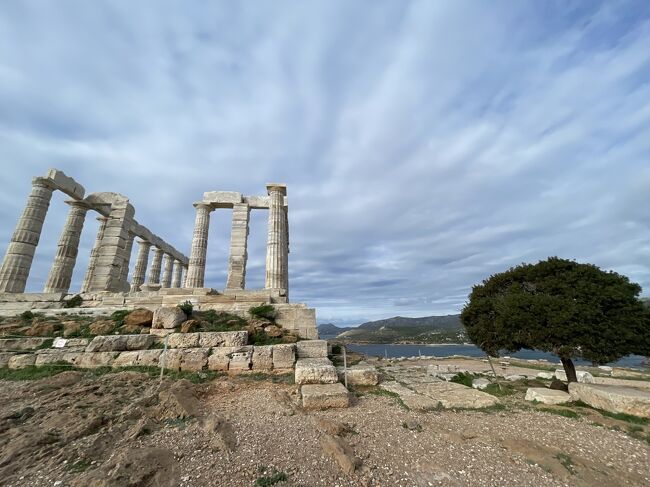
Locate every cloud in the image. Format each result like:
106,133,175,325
0,0,649,324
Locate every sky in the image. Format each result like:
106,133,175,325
0,1,649,326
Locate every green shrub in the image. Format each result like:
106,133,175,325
250,330,284,346
110,309,131,325
331,344,342,354
20,310,34,322
177,300,193,316
450,372,475,388
249,305,276,320
254,469,287,486
63,294,83,308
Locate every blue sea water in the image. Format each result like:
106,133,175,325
345,343,648,369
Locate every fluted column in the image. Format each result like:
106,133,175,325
130,240,151,292
171,259,183,288
226,203,250,290
264,184,288,292
81,216,108,293
185,203,212,288
161,253,174,288
0,177,55,293
118,231,135,290
43,200,90,293
147,247,164,284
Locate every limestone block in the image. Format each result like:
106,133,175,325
301,383,349,410
525,387,571,405
126,335,154,350
159,349,183,371
296,340,328,359
568,383,650,418
229,346,253,371
153,307,186,329
8,353,36,369
45,168,85,199
252,346,273,371
199,331,248,348
536,372,555,380
554,369,594,383
207,347,238,371
472,378,491,390
295,358,338,385
167,333,200,348
0,337,50,351
125,308,153,327
52,337,90,349
337,365,379,386
86,336,127,353
0,352,15,367
149,328,175,337
180,348,208,372
202,191,243,206
137,349,162,367
77,352,118,368
113,351,140,367
272,344,295,370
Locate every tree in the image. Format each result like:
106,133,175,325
461,257,650,382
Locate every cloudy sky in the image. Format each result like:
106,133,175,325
1,1,649,325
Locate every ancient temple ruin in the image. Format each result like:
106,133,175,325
0,169,316,338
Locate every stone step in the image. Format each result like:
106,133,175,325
296,339,328,359
295,358,338,385
337,365,380,386
569,383,650,418
301,383,349,410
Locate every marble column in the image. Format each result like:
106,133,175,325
81,216,108,293
171,259,183,288
184,203,212,288
161,253,174,288
130,240,151,292
264,184,288,292
43,200,90,293
226,203,250,290
147,247,164,285
118,231,135,290
0,177,55,293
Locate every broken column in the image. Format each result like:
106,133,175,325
184,203,211,288
43,200,90,293
0,177,56,293
171,259,183,288
81,216,108,293
265,184,288,292
226,202,250,290
161,253,174,288
130,240,151,292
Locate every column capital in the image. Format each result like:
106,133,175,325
136,239,152,248
193,202,213,211
266,183,287,196
64,199,91,210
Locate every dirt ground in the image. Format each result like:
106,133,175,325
1,364,649,487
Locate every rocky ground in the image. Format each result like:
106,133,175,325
1,358,650,487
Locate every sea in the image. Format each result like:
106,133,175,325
344,343,648,369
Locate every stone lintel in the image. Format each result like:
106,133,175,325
202,191,243,208
44,168,85,199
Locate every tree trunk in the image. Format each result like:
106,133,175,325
560,356,578,383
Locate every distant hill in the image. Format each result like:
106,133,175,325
330,315,467,344
317,323,354,338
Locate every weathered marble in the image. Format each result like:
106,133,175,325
185,203,211,288
226,203,250,290
161,253,174,288
264,184,288,292
147,247,164,285
130,240,151,292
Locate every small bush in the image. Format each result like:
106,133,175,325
249,305,276,320
20,310,34,322
177,300,193,316
539,407,580,419
254,469,288,486
331,344,342,354
250,330,284,346
450,372,475,388
110,309,131,325
63,294,83,308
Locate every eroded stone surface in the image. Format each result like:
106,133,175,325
296,340,328,359
569,383,650,418
295,358,338,385
337,365,379,386
302,383,349,410
525,387,571,405
152,307,186,330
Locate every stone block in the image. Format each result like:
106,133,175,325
0,352,15,367
252,345,273,371
180,348,208,372
569,383,650,418
296,340,328,359
207,347,238,371
337,365,379,386
125,308,153,327
199,331,248,348
525,387,571,405
555,369,594,383
301,383,349,410
229,346,253,371
113,351,140,367
536,372,555,380
167,333,200,348
152,307,186,329
8,353,36,369
77,352,118,368
472,378,490,390
159,349,183,371
34,351,69,366
126,335,154,350
272,344,295,370
86,336,127,353
295,358,338,385
149,328,175,337
137,349,162,367
0,337,50,351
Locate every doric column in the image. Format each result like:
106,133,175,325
118,231,135,289
81,217,108,293
226,203,250,290
147,247,164,284
43,200,90,293
0,177,55,293
130,240,151,292
161,253,174,288
184,203,212,288
264,184,288,292
171,259,183,288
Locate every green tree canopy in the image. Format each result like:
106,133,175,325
461,257,650,382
